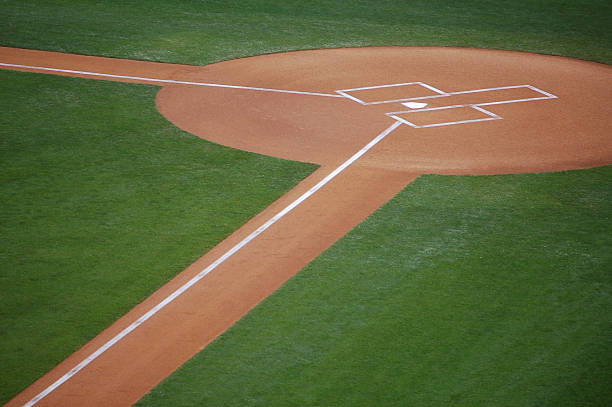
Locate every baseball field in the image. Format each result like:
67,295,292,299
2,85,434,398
1,1,611,406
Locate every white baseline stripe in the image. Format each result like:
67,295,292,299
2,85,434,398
0,62,343,98
22,120,402,407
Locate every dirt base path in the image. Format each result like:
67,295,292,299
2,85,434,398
2,46,610,407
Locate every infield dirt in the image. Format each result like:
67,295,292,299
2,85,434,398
2,46,611,406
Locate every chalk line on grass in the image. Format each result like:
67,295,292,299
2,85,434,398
22,120,402,407
0,62,343,98
3,58,557,406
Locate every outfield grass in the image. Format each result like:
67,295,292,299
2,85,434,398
0,70,316,404
138,168,612,406
1,0,611,405
1,0,611,65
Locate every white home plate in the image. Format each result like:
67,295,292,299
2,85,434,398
402,101,428,109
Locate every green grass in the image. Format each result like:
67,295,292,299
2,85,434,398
1,0,611,405
0,70,316,404
138,168,612,406
1,0,611,65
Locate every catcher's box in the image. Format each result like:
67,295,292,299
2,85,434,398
336,83,557,128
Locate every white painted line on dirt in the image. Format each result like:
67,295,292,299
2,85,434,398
364,94,449,105
447,84,556,98
419,83,448,95
22,120,403,407
471,105,502,119
384,83,557,128
476,96,555,107
387,104,502,128
336,82,558,106
524,84,557,99
335,82,449,105
0,62,343,98
388,103,494,114
387,113,500,128
388,115,420,128
337,81,447,94
418,117,499,128
333,91,370,105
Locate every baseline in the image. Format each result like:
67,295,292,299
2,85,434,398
0,62,343,98
22,120,403,407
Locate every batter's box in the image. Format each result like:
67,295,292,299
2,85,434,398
336,82,448,105
388,105,501,128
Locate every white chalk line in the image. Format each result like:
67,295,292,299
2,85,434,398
335,82,449,105
387,104,502,129
4,61,552,404
22,120,402,407
382,84,557,128
0,62,343,98
337,83,557,106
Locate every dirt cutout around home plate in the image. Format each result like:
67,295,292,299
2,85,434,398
2,46,611,407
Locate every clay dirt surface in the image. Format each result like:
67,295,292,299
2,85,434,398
1,46,611,407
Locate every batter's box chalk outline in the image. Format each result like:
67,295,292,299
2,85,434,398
387,105,502,128
336,83,557,107
336,82,557,128
335,82,450,105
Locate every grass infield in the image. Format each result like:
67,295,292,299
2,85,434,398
0,70,316,404
1,0,611,405
138,168,612,406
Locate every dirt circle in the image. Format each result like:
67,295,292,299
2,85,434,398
157,47,611,174
4,46,611,407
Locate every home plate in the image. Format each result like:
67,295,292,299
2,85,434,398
402,101,428,109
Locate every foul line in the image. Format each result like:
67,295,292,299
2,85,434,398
22,120,402,407
0,62,343,98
